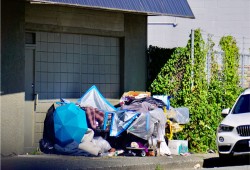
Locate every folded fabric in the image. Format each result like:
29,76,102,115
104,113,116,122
54,141,91,156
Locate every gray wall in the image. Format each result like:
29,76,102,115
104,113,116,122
1,2,148,155
25,3,148,92
1,0,26,155
124,14,147,91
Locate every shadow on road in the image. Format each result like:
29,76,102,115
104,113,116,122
203,155,250,168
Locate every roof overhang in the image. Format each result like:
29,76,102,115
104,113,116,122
28,0,195,19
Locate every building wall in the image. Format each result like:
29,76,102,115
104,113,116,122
124,14,147,91
148,0,250,53
1,2,147,155
1,0,26,155
25,3,147,93
25,4,125,35
148,0,250,87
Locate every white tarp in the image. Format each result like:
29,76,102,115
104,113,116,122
77,85,117,112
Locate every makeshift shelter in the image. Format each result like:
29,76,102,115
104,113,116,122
39,85,189,157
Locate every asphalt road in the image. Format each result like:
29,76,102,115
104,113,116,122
202,155,250,169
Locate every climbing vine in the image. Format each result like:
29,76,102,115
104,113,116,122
149,29,242,153
219,36,242,108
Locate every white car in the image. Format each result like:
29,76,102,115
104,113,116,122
216,88,250,159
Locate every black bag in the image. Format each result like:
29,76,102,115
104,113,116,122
43,104,56,143
39,138,55,154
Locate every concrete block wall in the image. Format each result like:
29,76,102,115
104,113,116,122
1,0,25,156
34,100,58,145
124,14,147,91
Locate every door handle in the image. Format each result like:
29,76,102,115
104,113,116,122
34,93,38,111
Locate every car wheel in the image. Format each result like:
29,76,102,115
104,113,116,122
219,153,233,160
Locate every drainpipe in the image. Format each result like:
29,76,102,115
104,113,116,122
148,22,178,27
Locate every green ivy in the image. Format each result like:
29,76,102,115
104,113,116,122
219,36,242,108
149,29,242,153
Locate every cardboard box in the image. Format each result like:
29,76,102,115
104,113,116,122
168,140,188,155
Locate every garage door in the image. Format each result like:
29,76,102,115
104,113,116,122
35,32,120,99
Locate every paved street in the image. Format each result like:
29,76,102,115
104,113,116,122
202,155,250,169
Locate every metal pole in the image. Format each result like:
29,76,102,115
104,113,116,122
241,37,245,87
207,34,211,83
191,29,194,88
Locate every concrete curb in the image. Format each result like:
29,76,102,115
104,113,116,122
2,153,218,170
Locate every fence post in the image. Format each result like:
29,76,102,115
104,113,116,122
191,29,194,88
207,34,211,83
241,54,244,87
241,37,245,87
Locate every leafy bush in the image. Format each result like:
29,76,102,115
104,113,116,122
149,29,242,153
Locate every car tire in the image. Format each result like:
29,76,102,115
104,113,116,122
219,153,233,160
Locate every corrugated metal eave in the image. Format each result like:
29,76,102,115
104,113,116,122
29,0,195,19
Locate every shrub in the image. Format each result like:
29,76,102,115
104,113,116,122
149,29,242,152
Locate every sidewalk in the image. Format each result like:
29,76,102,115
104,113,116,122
1,153,218,170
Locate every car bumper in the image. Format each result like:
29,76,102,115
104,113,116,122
216,131,250,155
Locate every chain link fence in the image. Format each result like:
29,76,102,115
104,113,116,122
198,31,250,88
206,51,250,88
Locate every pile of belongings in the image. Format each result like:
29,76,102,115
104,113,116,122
39,85,189,157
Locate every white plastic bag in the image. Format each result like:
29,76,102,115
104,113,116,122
160,141,171,156
92,136,112,153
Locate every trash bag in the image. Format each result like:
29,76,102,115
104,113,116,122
43,104,56,144
127,112,157,140
92,136,112,153
39,138,55,154
127,108,166,140
167,107,189,124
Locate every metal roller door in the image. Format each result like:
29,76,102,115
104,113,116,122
35,32,120,100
